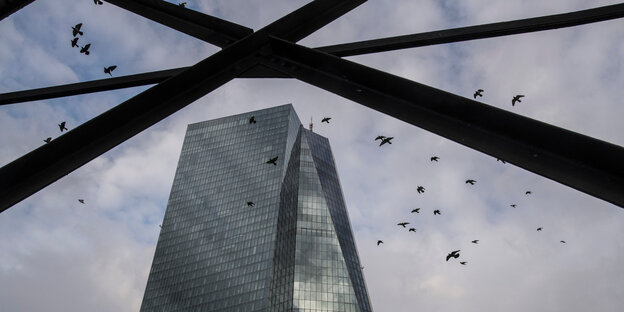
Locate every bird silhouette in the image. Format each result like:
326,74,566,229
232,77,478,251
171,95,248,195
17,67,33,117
560,240,566,244
525,191,532,195
465,179,476,185
104,65,117,77
377,240,383,246
473,89,484,99
446,250,460,261
433,209,441,215
472,240,479,244
249,116,256,124
266,156,278,165
178,2,186,7
159,224,162,228
510,204,517,208
512,95,525,106
416,186,425,194
43,137,52,143
408,228,416,232
374,135,386,141
411,208,420,213
78,199,85,204
397,222,409,228
537,227,543,231
93,0,103,4
379,137,393,146
430,156,439,162
72,23,83,37
80,43,91,55
58,121,68,132
247,201,254,207
321,117,331,123
71,37,79,48
460,261,467,265
497,158,506,164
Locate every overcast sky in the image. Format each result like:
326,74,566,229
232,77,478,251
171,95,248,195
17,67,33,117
1,1,624,311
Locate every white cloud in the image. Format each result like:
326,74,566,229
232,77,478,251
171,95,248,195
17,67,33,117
1,1,623,311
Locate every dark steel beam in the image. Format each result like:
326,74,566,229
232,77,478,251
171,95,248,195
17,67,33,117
0,66,290,105
105,0,253,47
318,2,624,57
266,37,624,207
0,0,368,212
0,0,34,21
0,67,187,105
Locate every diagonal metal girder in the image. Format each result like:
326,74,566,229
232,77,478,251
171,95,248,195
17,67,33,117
263,37,624,208
0,0,34,21
0,0,367,212
3,2,624,105
105,0,253,48
318,2,624,57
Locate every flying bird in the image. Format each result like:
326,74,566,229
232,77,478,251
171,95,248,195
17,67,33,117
408,228,416,232
58,121,68,132
321,117,331,123
71,37,79,48
377,240,383,246
78,199,85,204
374,135,386,141
430,156,439,162
411,208,420,213
525,191,532,195
537,227,543,231
93,0,103,4
460,261,467,265
510,204,517,208
446,250,460,261
104,65,117,77
249,116,256,124
465,179,476,185
247,201,254,207
266,156,278,165
433,209,441,215
379,136,393,146
560,240,566,244
80,43,91,55
512,95,525,106
72,23,83,37
397,222,409,228
43,137,52,143
416,186,425,194
473,89,484,99
472,240,479,244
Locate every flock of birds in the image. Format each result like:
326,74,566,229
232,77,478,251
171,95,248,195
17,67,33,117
70,21,117,76
366,89,566,266
373,153,567,266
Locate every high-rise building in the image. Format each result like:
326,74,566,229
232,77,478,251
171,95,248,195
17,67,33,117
140,104,372,312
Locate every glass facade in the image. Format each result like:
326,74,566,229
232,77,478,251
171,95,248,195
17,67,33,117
140,104,372,311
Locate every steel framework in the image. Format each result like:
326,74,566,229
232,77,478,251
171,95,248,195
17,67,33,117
1,0,623,212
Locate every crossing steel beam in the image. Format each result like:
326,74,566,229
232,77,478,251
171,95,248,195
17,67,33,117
318,2,624,57
0,0,34,21
3,2,623,105
264,37,624,207
0,0,366,212
105,0,253,48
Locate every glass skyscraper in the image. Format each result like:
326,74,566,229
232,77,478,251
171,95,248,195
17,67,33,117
140,104,372,312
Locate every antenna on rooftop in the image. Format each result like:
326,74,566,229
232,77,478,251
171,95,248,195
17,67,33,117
309,117,313,132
